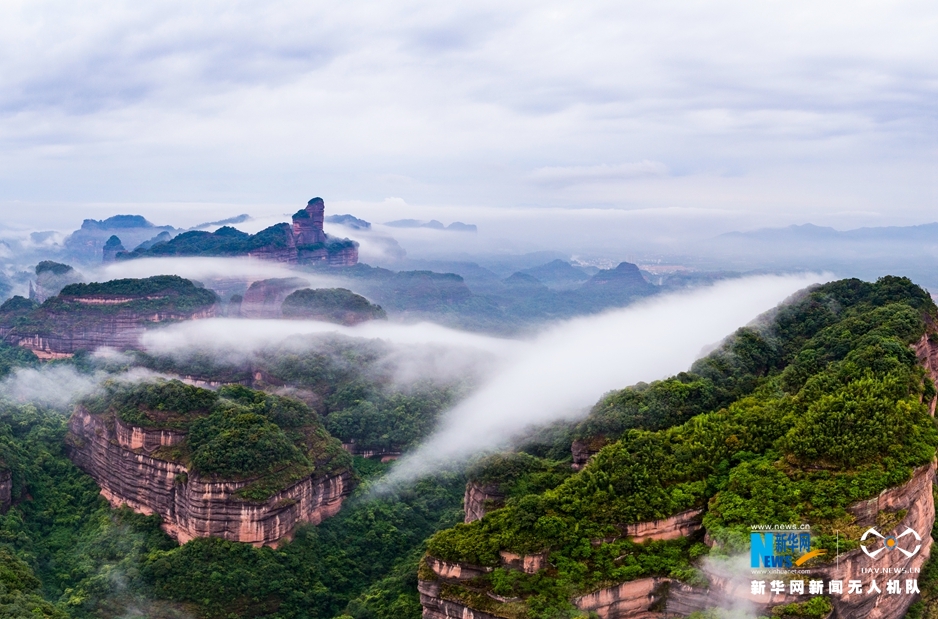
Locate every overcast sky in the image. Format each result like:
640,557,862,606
0,1,935,234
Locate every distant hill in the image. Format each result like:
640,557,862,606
719,222,938,244
64,215,179,261
517,259,590,288
384,219,477,232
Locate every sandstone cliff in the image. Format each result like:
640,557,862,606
67,407,351,545
422,463,936,618
65,384,354,546
1,275,217,358
463,481,505,524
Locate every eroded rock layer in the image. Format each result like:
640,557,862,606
422,461,936,619
66,406,351,545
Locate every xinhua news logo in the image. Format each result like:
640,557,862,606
750,530,826,569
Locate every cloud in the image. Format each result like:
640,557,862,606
140,317,521,385
92,256,343,288
0,364,162,409
0,1,935,226
384,273,829,484
529,161,669,186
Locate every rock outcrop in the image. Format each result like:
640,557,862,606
281,288,387,325
464,481,505,524
0,468,11,514
66,405,352,546
1,276,217,358
116,198,359,267
102,235,126,262
240,277,310,318
424,461,936,619
571,437,608,470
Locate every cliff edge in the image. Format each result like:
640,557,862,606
65,380,354,545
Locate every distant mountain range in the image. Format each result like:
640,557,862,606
718,222,938,244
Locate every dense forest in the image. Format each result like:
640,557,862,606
3,276,938,618
424,277,938,618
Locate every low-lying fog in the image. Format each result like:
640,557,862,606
3,273,825,468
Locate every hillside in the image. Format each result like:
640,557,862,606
67,380,353,545
0,275,218,358
421,276,938,619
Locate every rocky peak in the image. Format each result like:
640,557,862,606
293,197,327,245
102,235,125,263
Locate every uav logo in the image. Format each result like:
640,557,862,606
750,531,825,569
861,527,922,559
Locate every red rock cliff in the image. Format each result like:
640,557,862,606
66,406,352,545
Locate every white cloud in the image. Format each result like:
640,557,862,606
0,0,933,228
529,161,668,186
384,273,829,483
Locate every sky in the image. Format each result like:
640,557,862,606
0,1,935,235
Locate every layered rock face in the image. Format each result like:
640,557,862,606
0,468,11,514
293,198,326,245
66,406,352,545
2,276,218,358
464,481,505,524
240,277,310,318
429,463,935,619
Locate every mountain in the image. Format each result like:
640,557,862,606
420,276,938,619
67,380,353,545
517,259,590,288
3,276,938,619
64,215,179,262
117,198,360,267
0,275,217,358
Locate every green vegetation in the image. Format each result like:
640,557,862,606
324,381,460,452
0,296,37,315
119,224,291,258
137,335,463,453
35,261,74,277
81,379,350,496
1,398,459,619
281,288,387,323
0,341,39,378
425,277,938,618
54,275,217,314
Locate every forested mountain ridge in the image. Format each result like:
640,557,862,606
2,276,938,619
421,277,938,619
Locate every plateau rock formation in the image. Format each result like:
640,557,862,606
66,403,352,546
0,275,217,358
240,277,310,318
281,288,387,325
64,214,178,262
